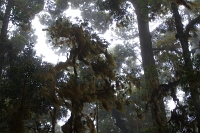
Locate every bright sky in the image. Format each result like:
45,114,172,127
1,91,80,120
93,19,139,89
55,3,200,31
32,9,82,64
168,90,185,110
32,17,60,64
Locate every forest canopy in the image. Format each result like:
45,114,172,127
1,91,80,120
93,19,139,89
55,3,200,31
1,0,200,133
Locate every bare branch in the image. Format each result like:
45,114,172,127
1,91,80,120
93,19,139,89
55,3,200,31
185,15,200,37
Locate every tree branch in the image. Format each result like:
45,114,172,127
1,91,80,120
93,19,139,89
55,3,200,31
153,47,181,54
171,2,192,69
185,15,200,37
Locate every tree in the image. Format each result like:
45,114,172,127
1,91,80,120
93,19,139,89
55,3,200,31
0,1,53,132
41,1,166,132
42,17,132,133
41,0,168,132
2,0,200,132
170,2,200,132
0,43,53,132
0,0,44,78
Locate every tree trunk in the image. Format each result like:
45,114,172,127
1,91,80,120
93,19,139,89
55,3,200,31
0,0,13,79
171,3,200,132
0,0,13,40
131,0,167,132
112,109,130,133
51,107,57,133
96,102,99,133
9,80,27,133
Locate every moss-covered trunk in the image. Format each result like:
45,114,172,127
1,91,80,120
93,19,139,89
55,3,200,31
131,0,167,132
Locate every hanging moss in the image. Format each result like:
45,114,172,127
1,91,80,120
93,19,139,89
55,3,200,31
42,17,134,133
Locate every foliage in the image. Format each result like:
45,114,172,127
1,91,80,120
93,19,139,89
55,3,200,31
11,0,44,24
1,0,200,133
41,17,133,133
0,44,52,132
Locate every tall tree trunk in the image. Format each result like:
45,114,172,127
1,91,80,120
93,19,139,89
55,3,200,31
0,0,13,40
112,109,130,133
9,80,27,133
0,0,13,79
50,107,57,133
171,3,200,132
131,1,167,132
96,102,99,133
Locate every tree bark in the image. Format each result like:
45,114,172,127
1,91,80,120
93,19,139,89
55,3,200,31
9,80,27,133
0,0,13,79
50,107,57,133
171,3,192,70
131,0,167,132
0,0,13,40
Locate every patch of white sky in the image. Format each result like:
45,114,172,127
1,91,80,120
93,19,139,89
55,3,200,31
32,8,82,64
167,89,185,110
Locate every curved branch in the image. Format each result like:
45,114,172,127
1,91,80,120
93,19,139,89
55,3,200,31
185,15,200,37
171,2,192,69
